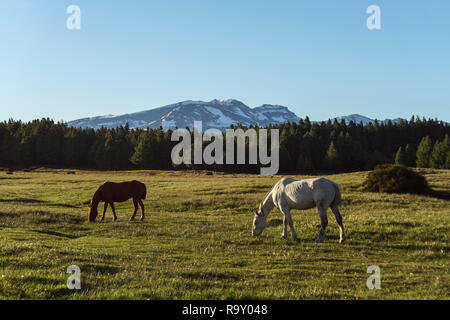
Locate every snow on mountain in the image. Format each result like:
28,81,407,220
329,114,403,125
67,100,407,131
67,99,300,131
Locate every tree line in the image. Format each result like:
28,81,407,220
0,116,449,173
395,134,450,169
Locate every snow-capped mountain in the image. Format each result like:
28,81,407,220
67,99,407,131
67,99,300,131
330,114,403,125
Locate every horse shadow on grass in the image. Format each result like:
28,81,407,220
0,209,85,227
348,229,407,243
32,229,80,239
80,263,122,275
0,198,79,208
0,198,45,204
179,271,242,281
267,218,283,227
429,190,450,201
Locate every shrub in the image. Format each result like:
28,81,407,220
363,164,430,195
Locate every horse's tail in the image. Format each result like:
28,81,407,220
331,182,342,208
141,183,147,200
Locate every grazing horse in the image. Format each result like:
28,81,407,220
88,180,147,222
252,177,346,243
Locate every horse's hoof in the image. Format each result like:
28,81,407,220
280,234,287,239
293,238,300,242
129,218,135,221
140,217,145,221
339,239,346,244
315,238,324,243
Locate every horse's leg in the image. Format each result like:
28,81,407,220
280,214,288,239
110,203,118,221
130,198,138,221
138,199,145,221
280,207,298,241
331,206,346,244
315,203,328,243
100,202,108,222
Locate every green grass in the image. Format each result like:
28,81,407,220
0,169,449,299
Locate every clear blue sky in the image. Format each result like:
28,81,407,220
1,0,449,122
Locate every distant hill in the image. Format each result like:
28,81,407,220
329,114,404,125
67,99,407,131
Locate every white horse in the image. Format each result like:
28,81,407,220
252,177,346,243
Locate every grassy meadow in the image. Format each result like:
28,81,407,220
0,168,449,299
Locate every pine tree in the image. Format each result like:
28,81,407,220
279,144,293,172
445,151,450,169
89,138,107,169
444,135,450,169
296,155,314,173
405,144,416,167
63,130,79,167
130,132,155,169
325,141,339,169
115,126,134,169
416,136,432,168
430,141,445,168
395,146,407,166
430,134,450,169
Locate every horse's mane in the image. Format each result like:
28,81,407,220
259,186,273,211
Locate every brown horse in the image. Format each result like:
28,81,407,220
88,180,147,222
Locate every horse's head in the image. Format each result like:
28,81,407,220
252,206,267,236
87,200,98,222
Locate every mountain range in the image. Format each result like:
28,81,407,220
67,99,405,131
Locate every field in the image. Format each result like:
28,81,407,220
0,168,449,300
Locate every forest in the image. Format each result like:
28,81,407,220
0,116,449,173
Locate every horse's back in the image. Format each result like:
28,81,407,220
98,180,146,202
274,177,339,210
275,177,332,193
